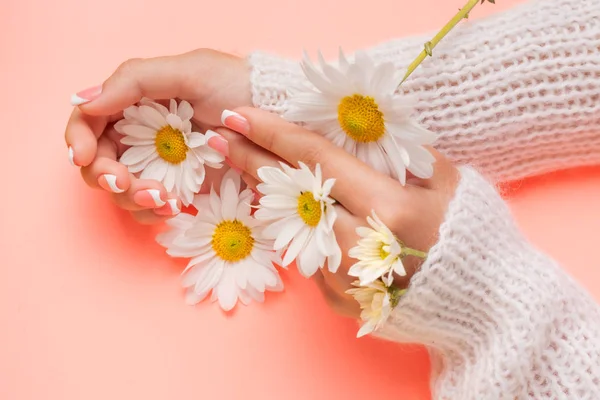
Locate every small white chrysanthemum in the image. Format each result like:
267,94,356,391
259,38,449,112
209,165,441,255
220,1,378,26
348,211,406,286
156,169,283,311
346,280,404,338
284,50,437,185
254,162,341,278
116,98,224,206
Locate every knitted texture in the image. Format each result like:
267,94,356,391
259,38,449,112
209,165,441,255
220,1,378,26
248,0,600,183
377,167,600,399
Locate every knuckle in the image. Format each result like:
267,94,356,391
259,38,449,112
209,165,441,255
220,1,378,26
377,204,406,230
116,58,143,76
298,144,324,169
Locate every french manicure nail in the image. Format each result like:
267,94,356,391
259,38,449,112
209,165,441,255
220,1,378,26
154,199,181,216
134,189,166,208
98,174,125,193
70,84,102,106
206,130,229,157
221,110,249,135
68,146,76,166
167,199,180,215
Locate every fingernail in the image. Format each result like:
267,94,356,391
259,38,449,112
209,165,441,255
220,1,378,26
134,189,166,208
155,199,181,216
225,158,242,174
206,130,229,157
68,146,77,166
70,84,102,106
98,174,125,193
221,110,249,135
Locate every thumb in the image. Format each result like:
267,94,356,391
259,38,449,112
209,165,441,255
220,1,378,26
71,55,197,116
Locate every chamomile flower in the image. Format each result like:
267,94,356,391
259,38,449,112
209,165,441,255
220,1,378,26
116,98,224,206
348,211,406,286
254,162,341,278
156,169,283,311
284,50,437,185
346,280,405,338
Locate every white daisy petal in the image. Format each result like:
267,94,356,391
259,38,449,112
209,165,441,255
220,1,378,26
220,178,238,220
139,105,167,130
163,165,177,191
119,124,156,139
177,100,194,121
140,98,169,117
185,288,210,305
187,132,206,148
217,268,238,311
119,145,156,166
297,232,322,278
166,114,182,130
120,136,155,146
140,158,169,182
282,225,310,267
273,217,305,250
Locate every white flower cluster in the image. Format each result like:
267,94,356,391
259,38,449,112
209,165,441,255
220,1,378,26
346,211,416,337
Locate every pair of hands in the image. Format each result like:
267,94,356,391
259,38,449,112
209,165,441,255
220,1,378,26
64,49,459,318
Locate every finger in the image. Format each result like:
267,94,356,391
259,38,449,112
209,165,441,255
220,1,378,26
414,147,459,190
240,172,260,192
222,108,412,217
130,209,170,225
153,195,182,217
208,128,285,180
80,136,131,192
111,176,170,212
65,108,109,167
77,55,199,116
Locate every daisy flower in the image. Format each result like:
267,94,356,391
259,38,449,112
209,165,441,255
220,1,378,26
284,50,437,185
254,162,341,278
156,169,283,311
348,211,406,286
346,280,405,338
115,98,224,206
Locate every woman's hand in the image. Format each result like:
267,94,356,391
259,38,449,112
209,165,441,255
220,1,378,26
209,107,460,318
64,49,251,224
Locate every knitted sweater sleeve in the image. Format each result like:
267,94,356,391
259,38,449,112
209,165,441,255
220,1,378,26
248,0,600,182
375,167,600,399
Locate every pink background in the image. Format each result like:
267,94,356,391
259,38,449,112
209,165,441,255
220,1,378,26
1,0,599,399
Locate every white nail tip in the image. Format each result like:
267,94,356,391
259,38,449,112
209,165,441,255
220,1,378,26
68,146,76,166
167,199,180,215
220,109,240,126
70,94,89,106
147,189,166,207
102,174,125,193
204,129,221,141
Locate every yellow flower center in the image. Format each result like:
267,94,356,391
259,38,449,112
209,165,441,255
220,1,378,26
337,94,386,143
155,125,188,164
297,192,322,227
211,220,255,262
379,245,390,260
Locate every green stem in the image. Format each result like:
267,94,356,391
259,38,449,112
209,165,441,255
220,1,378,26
401,247,428,259
399,0,481,85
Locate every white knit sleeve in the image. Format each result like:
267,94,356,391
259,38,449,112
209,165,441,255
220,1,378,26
374,167,600,399
248,0,600,182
